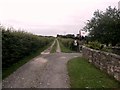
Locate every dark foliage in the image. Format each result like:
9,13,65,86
2,27,53,69
83,6,120,46
57,34,75,39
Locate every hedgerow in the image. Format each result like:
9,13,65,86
2,27,54,69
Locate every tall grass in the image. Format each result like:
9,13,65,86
58,38,78,52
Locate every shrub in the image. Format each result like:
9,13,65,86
86,41,102,50
2,27,54,69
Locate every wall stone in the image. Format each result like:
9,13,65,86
82,46,120,82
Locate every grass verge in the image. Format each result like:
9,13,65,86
59,40,74,53
50,40,57,53
2,42,53,79
67,57,120,88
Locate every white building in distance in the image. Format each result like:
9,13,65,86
118,1,120,9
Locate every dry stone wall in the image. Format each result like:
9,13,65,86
82,46,120,82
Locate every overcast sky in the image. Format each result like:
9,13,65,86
0,0,119,36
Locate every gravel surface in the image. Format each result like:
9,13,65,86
56,39,61,53
2,40,81,88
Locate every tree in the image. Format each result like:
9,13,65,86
83,6,120,46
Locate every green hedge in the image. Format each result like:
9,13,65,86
2,27,54,69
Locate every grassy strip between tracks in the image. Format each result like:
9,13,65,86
59,40,73,53
50,40,57,53
2,42,53,79
67,57,120,88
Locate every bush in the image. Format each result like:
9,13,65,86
2,27,54,69
86,41,102,50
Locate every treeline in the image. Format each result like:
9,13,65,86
57,34,75,39
2,26,54,69
83,6,120,46
57,34,83,40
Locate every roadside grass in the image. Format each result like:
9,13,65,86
50,40,57,53
67,57,120,88
2,42,53,79
59,40,74,53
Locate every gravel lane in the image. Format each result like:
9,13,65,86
2,56,48,88
56,39,61,53
2,40,81,88
34,53,81,88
